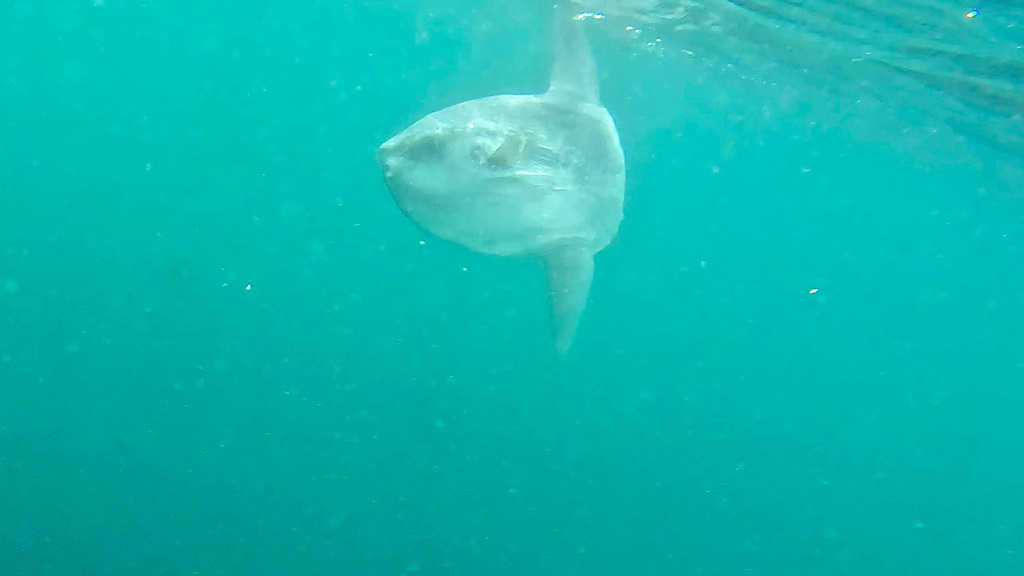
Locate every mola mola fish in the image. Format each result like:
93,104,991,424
376,3,625,354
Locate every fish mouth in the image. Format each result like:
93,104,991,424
377,146,404,191
376,142,397,180
375,143,390,171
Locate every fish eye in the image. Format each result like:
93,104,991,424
469,144,489,164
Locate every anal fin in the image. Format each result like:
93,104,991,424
543,246,595,355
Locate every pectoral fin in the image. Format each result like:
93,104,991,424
487,134,527,169
543,246,595,355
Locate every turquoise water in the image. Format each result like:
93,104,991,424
1,1,1023,574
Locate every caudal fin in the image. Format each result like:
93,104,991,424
543,247,595,355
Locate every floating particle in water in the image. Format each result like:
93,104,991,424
965,9,980,19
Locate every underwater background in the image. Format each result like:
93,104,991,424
1,1,1023,574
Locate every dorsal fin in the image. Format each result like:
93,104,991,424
546,2,600,104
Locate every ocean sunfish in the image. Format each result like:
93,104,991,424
376,3,625,354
